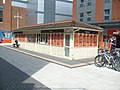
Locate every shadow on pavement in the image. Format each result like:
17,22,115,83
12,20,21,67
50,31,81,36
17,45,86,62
0,57,51,90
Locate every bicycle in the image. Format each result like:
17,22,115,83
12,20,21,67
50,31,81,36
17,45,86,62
94,49,120,71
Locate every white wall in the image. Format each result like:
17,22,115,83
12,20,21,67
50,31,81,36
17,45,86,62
20,42,65,58
19,42,98,60
73,47,98,59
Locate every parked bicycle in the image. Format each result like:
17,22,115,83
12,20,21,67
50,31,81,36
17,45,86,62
94,49,120,71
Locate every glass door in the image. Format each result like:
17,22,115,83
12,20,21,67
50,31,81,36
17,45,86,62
65,34,70,57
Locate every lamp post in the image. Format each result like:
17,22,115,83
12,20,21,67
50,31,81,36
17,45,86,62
14,12,22,29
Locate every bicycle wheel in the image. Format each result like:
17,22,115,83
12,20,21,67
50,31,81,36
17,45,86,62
113,59,120,71
94,55,104,67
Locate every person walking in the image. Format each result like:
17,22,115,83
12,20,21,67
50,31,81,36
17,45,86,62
110,36,116,55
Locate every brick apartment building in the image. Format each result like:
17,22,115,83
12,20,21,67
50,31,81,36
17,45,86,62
74,0,120,41
0,0,27,30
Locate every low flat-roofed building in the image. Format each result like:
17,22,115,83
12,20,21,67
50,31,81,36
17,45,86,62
12,20,103,60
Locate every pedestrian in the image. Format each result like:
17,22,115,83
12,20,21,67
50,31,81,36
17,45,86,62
15,40,18,45
13,40,20,48
110,36,116,55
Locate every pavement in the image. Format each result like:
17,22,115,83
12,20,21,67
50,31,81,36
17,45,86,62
1,44,94,68
0,44,120,90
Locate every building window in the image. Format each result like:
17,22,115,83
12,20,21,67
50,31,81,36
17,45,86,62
87,2,91,6
0,6,3,22
104,16,109,20
80,18,83,22
87,11,91,16
81,0,84,3
80,13,84,17
104,9,110,15
87,17,91,21
80,4,84,7
104,0,110,3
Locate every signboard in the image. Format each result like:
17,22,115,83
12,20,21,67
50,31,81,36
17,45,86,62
0,30,12,43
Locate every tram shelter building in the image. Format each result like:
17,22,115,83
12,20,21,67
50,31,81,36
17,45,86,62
12,20,103,60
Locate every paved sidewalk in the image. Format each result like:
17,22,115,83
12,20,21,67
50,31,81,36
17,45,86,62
0,57,50,90
2,45,94,68
0,45,120,90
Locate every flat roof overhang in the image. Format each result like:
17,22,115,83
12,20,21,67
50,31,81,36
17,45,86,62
12,20,103,34
90,21,120,29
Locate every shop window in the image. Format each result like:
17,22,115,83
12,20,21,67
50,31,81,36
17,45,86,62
83,34,87,46
48,34,50,44
74,33,79,47
86,34,90,46
36,34,40,43
51,33,63,46
79,34,83,46
54,34,57,45
36,33,48,44
51,34,54,45
57,34,60,46
45,34,48,44
27,34,36,42
90,34,93,46
36,34,38,43
41,34,45,43
93,35,97,46
60,34,64,46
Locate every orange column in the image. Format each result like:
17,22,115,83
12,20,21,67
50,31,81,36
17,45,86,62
72,0,76,21
96,0,103,22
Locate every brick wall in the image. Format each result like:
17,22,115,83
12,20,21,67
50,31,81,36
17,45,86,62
3,0,12,30
11,6,27,30
112,0,120,21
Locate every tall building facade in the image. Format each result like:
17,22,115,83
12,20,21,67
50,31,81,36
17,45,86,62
0,0,73,30
74,0,120,42
0,0,12,30
0,0,27,30
75,0,120,23
27,0,73,25
11,0,27,30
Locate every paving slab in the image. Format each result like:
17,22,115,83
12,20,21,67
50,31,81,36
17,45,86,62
0,57,51,90
0,45,120,90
